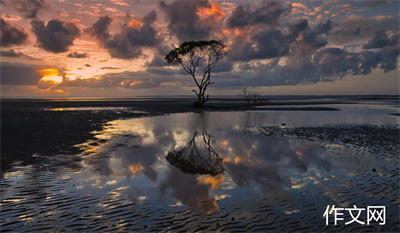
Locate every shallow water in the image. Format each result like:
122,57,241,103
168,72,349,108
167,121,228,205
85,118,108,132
1,101,399,232
253,102,399,126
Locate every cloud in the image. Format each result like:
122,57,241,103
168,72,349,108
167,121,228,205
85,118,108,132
222,44,398,88
0,49,39,60
100,66,120,69
363,31,399,49
86,15,112,43
159,165,218,213
0,17,29,47
87,11,161,59
301,20,332,46
60,70,182,89
379,45,400,72
330,15,399,45
8,0,46,19
31,18,81,53
229,17,331,62
145,56,170,67
229,28,290,61
159,0,222,41
67,51,88,58
226,1,291,29
286,19,308,41
1,62,43,85
143,9,157,25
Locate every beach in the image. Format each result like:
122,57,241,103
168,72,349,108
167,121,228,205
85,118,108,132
1,96,399,232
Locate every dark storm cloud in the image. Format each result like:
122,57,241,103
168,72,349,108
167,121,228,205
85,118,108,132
67,51,88,58
0,18,29,47
61,71,182,89
8,0,46,19
229,29,286,61
159,165,217,213
226,1,291,29
380,45,400,72
212,60,233,73
87,11,161,59
229,18,332,62
298,20,332,49
0,49,38,60
159,0,213,41
100,66,120,69
0,62,42,85
86,15,112,43
143,10,157,25
146,67,177,75
145,44,175,67
363,31,399,49
311,46,397,77
124,24,160,47
215,42,398,88
31,18,81,53
105,34,142,59
251,29,290,57
361,31,399,72
286,19,308,41
229,28,290,61
226,0,332,62
330,15,398,45
146,56,169,67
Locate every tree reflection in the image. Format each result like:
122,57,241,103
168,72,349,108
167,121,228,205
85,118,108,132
166,132,224,176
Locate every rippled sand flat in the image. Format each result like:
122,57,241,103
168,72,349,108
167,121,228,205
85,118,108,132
1,97,399,232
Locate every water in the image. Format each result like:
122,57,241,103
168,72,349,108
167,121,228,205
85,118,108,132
1,98,399,232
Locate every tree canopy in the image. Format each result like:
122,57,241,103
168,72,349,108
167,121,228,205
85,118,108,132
165,40,228,107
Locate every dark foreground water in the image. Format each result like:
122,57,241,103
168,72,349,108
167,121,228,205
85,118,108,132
1,97,399,232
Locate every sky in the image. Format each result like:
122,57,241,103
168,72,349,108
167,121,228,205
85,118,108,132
0,0,399,97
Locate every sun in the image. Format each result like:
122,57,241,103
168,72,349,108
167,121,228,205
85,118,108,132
42,75,63,83
39,68,63,83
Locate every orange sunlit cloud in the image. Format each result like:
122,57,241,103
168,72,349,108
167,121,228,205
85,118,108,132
220,140,229,146
118,81,143,87
129,19,141,29
130,163,142,174
40,68,59,77
198,174,225,189
1,0,398,98
197,198,219,215
198,3,225,20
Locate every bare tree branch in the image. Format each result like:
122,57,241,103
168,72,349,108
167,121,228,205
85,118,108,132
165,40,229,107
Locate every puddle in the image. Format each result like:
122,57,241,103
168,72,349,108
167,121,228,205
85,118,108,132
1,107,399,232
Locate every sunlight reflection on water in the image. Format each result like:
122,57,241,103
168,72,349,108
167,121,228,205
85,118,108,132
74,107,397,214
1,103,399,232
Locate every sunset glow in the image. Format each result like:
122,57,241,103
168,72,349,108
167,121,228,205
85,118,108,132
0,0,398,97
39,68,59,77
130,164,142,174
42,76,63,83
198,174,225,189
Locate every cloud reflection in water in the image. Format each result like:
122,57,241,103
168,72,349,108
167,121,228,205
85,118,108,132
84,113,332,213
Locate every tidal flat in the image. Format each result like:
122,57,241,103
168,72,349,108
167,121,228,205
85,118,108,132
1,96,399,232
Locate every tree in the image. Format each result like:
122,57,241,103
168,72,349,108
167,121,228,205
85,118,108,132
239,87,264,109
166,132,224,176
165,40,228,107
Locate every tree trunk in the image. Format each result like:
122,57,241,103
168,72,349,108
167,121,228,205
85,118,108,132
193,87,209,107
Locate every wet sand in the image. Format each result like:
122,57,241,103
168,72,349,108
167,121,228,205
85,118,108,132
1,96,399,232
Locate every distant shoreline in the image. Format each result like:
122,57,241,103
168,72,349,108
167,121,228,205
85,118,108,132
1,94,399,101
